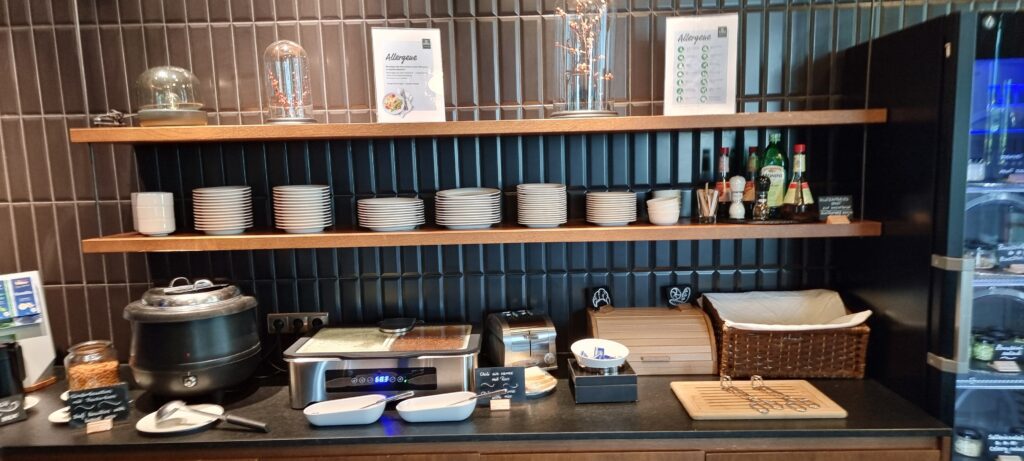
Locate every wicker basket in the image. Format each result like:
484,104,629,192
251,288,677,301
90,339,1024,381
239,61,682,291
703,301,869,379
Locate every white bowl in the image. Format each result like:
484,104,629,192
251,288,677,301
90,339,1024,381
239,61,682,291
396,391,477,423
132,192,174,206
571,338,629,369
652,189,682,198
303,394,387,426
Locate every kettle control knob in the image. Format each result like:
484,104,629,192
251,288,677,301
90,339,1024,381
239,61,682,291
544,353,556,365
182,375,198,388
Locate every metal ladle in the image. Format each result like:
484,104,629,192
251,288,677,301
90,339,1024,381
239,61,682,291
156,400,269,433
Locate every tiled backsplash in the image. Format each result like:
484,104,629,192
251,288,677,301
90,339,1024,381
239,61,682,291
0,0,1016,360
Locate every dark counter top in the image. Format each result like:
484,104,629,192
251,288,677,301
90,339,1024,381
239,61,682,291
0,376,948,456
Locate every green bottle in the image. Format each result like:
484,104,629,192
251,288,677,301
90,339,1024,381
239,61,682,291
760,133,787,214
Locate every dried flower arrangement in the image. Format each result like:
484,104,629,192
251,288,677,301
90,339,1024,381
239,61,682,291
554,0,615,113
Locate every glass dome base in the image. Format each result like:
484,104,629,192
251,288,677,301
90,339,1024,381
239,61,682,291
267,117,317,124
549,109,618,118
137,109,208,127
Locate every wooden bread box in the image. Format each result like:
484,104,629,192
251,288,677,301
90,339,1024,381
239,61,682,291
586,305,717,375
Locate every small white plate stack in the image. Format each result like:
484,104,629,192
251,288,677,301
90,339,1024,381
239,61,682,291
193,186,253,235
517,183,567,228
647,196,681,225
357,197,425,231
273,185,333,234
586,191,637,227
435,188,502,230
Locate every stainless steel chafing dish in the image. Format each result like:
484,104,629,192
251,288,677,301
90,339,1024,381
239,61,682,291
284,322,480,409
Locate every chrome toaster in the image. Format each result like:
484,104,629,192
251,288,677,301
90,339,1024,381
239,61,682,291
484,310,557,370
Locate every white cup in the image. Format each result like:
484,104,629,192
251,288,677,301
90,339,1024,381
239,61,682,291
132,192,175,236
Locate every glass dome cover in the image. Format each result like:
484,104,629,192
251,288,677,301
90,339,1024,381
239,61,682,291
263,40,315,123
135,66,203,111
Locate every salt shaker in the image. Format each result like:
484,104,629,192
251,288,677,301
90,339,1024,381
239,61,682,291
728,176,746,220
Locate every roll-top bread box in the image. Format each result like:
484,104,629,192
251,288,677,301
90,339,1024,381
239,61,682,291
586,306,717,375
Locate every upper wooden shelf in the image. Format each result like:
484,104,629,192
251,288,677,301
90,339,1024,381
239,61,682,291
69,109,887,144
81,220,882,253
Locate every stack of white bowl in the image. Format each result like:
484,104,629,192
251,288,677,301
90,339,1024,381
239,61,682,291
273,185,333,234
586,192,637,226
357,197,425,231
192,186,253,235
435,188,502,230
517,183,567,228
647,196,681,225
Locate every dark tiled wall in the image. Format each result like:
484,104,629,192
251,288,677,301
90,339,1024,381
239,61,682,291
1,0,1017,359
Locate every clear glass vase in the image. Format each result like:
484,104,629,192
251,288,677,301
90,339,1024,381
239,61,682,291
552,0,617,118
263,40,315,124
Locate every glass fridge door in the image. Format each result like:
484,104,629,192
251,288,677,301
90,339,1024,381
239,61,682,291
956,12,1024,461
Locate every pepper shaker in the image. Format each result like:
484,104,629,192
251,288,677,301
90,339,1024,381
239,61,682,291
752,176,771,221
728,176,746,220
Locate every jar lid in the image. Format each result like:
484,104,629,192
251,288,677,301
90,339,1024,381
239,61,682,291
957,428,983,439
124,277,256,323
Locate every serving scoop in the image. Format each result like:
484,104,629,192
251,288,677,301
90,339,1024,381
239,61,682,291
446,388,508,407
156,400,269,433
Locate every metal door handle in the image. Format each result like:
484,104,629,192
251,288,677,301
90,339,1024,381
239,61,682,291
926,254,974,374
641,355,670,362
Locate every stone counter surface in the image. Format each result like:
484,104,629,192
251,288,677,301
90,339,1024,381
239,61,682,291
0,376,948,456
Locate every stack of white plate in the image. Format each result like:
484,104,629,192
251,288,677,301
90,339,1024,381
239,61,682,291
357,197,425,232
586,191,637,226
435,188,502,230
517,183,567,228
273,185,333,234
193,186,253,235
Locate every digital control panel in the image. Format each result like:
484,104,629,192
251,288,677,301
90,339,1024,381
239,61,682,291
325,368,437,392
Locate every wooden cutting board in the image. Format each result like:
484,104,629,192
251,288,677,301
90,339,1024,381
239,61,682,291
670,380,847,420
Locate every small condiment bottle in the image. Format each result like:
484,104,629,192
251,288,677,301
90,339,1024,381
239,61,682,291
752,176,771,221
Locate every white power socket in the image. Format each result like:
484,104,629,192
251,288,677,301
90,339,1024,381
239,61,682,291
267,313,328,334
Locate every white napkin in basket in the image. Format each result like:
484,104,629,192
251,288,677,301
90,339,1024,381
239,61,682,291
701,289,871,332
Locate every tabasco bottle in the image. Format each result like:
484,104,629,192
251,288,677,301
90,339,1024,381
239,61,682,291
742,146,759,215
760,133,787,217
781,143,818,222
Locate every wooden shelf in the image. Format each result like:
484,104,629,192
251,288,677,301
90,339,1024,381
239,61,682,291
69,109,887,144
81,220,882,253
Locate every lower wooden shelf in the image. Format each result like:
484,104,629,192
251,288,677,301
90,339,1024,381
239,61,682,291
81,220,881,253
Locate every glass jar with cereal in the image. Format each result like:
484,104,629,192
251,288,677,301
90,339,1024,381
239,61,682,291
65,340,120,391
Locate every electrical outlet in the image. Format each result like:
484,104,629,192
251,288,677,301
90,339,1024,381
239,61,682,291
267,313,328,334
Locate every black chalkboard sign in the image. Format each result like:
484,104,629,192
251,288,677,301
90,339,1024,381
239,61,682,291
988,433,1024,456
664,285,694,307
998,244,1024,265
68,383,130,427
995,342,1024,361
818,196,854,221
0,394,26,426
475,367,525,403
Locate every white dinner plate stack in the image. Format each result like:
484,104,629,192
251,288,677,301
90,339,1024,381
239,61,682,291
273,185,333,234
435,188,502,230
192,186,253,235
357,197,425,232
586,191,637,227
517,183,567,228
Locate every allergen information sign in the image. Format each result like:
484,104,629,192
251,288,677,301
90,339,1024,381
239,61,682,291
371,28,446,123
663,14,738,116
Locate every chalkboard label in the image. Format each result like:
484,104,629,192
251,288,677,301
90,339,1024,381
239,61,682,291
664,285,694,307
998,244,1024,265
0,394,26,426
475,367,525,403
68,383,130,427
818,195,854,221
989,433,1024,456
588,287,613,310
995,342,1024,361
